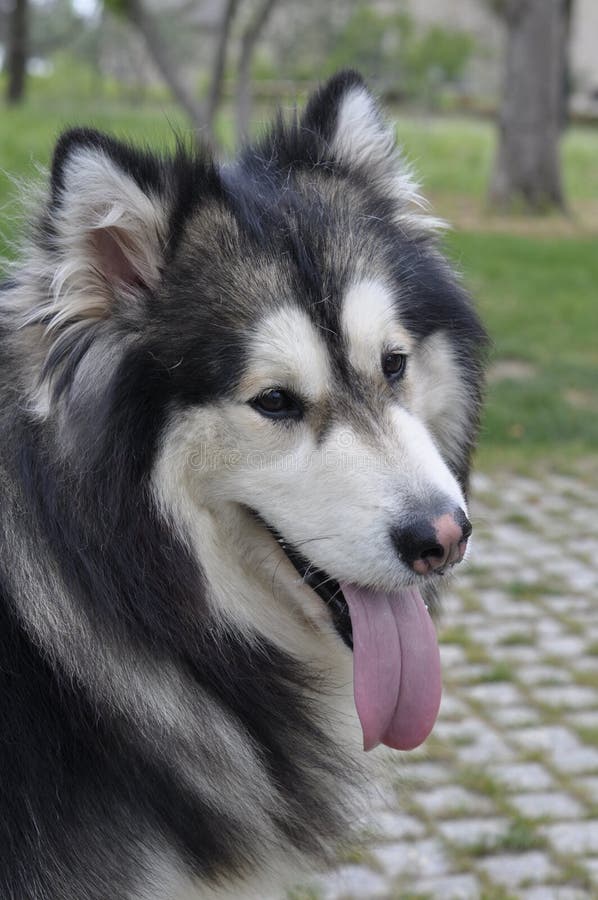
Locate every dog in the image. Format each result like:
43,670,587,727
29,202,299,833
0,71,486,899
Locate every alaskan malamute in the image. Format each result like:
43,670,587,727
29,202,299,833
0,71,486,898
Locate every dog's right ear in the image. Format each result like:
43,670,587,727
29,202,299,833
301,70,394,179
40,128,171,332
299,71,444,234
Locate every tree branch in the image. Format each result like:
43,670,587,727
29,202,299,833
205,0,241,140
236,0,280,141
121,0,206,131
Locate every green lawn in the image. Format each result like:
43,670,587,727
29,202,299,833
397,115,598,204
1,87,597,472
446,231,598,469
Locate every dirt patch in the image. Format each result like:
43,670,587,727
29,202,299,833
563,388,598,411
488,360,537,382
430,193,598,237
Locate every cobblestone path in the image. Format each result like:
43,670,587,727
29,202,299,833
298,470,598,900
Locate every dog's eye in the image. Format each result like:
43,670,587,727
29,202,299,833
250,389,303,420
382,351,407,381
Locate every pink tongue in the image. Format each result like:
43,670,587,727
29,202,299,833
340,583,442,752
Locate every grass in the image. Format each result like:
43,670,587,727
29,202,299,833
474,662,515,684
575,726,598,746
495,818,546,853
439,624,490,666
478,890,518,900
499,632,531,647
286,888,322,900
1,79,598,470
457,768,503,801
447,230,598,467
393,115,598,205
555,858,594,892
503,580,560,599
573,669,598,689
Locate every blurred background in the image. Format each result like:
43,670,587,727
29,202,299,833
1,2,597,898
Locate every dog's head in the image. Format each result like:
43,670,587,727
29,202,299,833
18,72,486,751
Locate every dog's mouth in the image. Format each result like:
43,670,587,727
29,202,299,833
264,522,354,651
253,512,443,753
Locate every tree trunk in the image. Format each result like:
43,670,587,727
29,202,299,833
560,0,574,130
205,0,240,142
236,0,279,143
6,0,28,106
125,0,206,133
489,0,569,212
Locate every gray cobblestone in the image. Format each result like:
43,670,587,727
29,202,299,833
519,888,592,900
436,817,508,846
518,665,573,684
457,731,515,764
397,761,451,787
408,873,481,899
312,866,388,899
489,761,555,791
537,637,588,659
566,712,598,731
573,658,598,674
371,838,449,879
499,645,542,663
371,812,426,841
576,777,598,803
437,694,469,719
293,471,598,899
509,791,583,820
584,856,598,881
468,682,525,705
491,705,542,727
536,685,597,708
439,644,467,667
412,785,494,817
541,821,598,855
477,851,556,887
550,745,598,774
510,725,580,753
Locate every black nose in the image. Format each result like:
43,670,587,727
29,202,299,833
392,508,472,575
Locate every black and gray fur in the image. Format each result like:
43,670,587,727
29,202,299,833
0,72,487,899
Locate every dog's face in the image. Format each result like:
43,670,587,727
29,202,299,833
19,72,486,750
177,282,470,595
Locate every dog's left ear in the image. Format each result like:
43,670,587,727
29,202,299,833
301,72,441,231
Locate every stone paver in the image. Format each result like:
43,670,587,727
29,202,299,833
436,817,509,846
477,851,556,887
519,888,591,900
413,784,494,817
541,822,598,855
371,838,449,879
510,791,583,820
412,873,481,899
312,866,387,899
295,471,598,900
489,761,555,791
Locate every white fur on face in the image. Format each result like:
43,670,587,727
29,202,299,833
341,279,412,376
240,305,331,402
154,371,466,615
153,293,468,655
217,414,464,592
152,409,360,750
409,331,471,472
